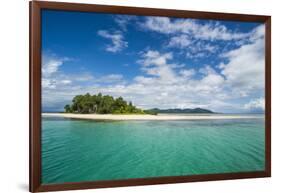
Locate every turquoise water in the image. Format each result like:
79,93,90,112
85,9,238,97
42,116,265,184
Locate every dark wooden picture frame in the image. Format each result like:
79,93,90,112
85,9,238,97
30,1,271,192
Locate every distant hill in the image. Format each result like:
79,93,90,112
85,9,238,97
145,108,214,114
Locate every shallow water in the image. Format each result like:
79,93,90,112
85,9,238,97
42,116,265,184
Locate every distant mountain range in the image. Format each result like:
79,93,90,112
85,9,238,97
146,108,214,114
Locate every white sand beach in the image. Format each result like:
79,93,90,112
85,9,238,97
42,113,263,121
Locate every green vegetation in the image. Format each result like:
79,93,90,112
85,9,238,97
64,93,155,114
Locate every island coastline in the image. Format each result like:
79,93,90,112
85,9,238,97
42,113,263,121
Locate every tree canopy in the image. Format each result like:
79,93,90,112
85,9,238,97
64,93,156,114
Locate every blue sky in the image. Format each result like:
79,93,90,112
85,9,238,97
41,10,265,113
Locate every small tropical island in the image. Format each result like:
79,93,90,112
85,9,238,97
63,93,156,114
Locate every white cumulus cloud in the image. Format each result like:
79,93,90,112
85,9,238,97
219,24,265,97
244,98,265,111
141,17,250,41
97,30,128,53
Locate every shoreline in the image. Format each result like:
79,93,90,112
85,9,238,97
42,113,264,121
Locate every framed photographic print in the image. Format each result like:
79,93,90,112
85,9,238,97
30,1,271,192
